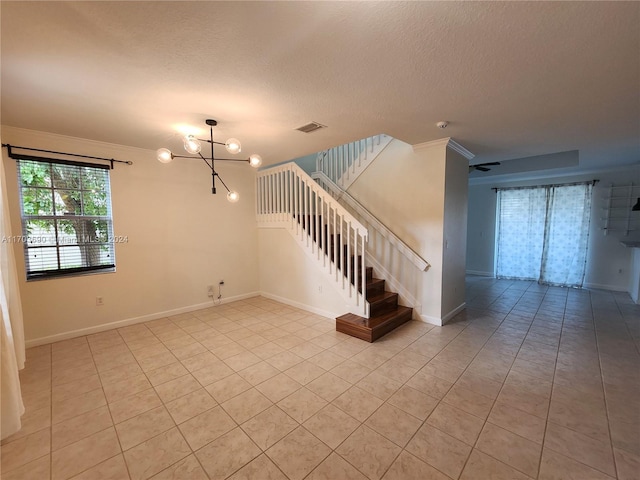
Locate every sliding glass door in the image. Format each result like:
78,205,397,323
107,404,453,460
496,183,593,287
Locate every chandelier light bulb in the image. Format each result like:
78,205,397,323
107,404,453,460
248,154,263,168
226,191,240,203
225,138,241,154
183,135,202,154
157,148,173,163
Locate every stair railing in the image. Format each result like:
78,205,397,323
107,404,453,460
312,171,430,312
257,163,369,318
316,134,391,190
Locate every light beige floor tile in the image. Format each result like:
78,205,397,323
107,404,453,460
406,371,453,399
544,422,616,477
53,374,102,402
538,448,616,480
241,405,299,450
124,427,191,480
145,362,188,387
70,454,129,480
382,450,450,480
227,454,288,480
98,363,144,387
365,403,422,447
255,373,302,403
170,342,208,360
455,371,503,399
1,455,51,480
224,351,262,371
149,454,208,480
488,400,546,444
406,423,471,479
426,402,485,446
180,351,220,373
196,427,261,480
614,447,640,480
153,374,201,403
278,388,327,423
442,384,494,419
336,425,402,480
266,427,331,480
459,449,532,480
178,405,237,450
191,361,234,386
547,399,610,441
284,361,326,385
52,405,113,451
308,350,346,370
138,352,178,373
237,361,281,385
0,428,51,476
52,387,107,424
387,385,439,420
305,372,351,402
221,388,273,423
115,406,175,451
476,422,542,478
420,359,465,383
266,351,304,371
108,389,163,424
333,386,384,422
330,360,372,384
498,383,550,419
357,372,403,401
204,373,252,403
103,374,152,404
52,362,98,386
165,388,217,424
306,452,368,480
52,427,121,480
303,404,361,449
1,404,51,443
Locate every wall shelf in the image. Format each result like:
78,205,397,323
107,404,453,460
602,183,640,236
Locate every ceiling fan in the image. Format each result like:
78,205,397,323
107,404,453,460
469,162,500,173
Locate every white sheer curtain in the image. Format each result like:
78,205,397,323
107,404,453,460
496,182,593,288
1,154,26,440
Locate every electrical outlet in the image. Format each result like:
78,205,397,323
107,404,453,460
96,296,104,306
207,285,214,297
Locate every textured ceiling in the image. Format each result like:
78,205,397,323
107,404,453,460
1,1,638,170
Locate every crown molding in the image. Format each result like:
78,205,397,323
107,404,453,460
412,137,474,160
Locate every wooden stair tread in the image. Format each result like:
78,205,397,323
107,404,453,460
336,306,413,343
367,291,397,304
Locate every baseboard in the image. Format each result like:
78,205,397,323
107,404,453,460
258,292,338,320
24,291,261,348
582,282,628,293
442,302,466,325
417,302,466,327
466,270,494,277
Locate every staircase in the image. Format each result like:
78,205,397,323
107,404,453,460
257,163,413,342
336,265,413,343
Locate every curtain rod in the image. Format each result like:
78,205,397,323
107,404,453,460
492,179,599,192
2,144,133,169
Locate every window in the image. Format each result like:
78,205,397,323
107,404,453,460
496,182,593,287
16,157,116,280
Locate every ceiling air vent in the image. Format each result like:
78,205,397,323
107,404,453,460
295,122,327,133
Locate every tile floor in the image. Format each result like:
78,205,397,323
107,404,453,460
1,277,639,480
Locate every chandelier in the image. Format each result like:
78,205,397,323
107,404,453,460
157,119,262,202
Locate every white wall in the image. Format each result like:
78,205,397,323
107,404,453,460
441,149,469,319
466,165,640,293
2,127,260,345
347,138,453,323
257,228,348,318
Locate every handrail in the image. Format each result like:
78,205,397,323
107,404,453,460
316,134,391,190
312,171,430,272
257,163,369,317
